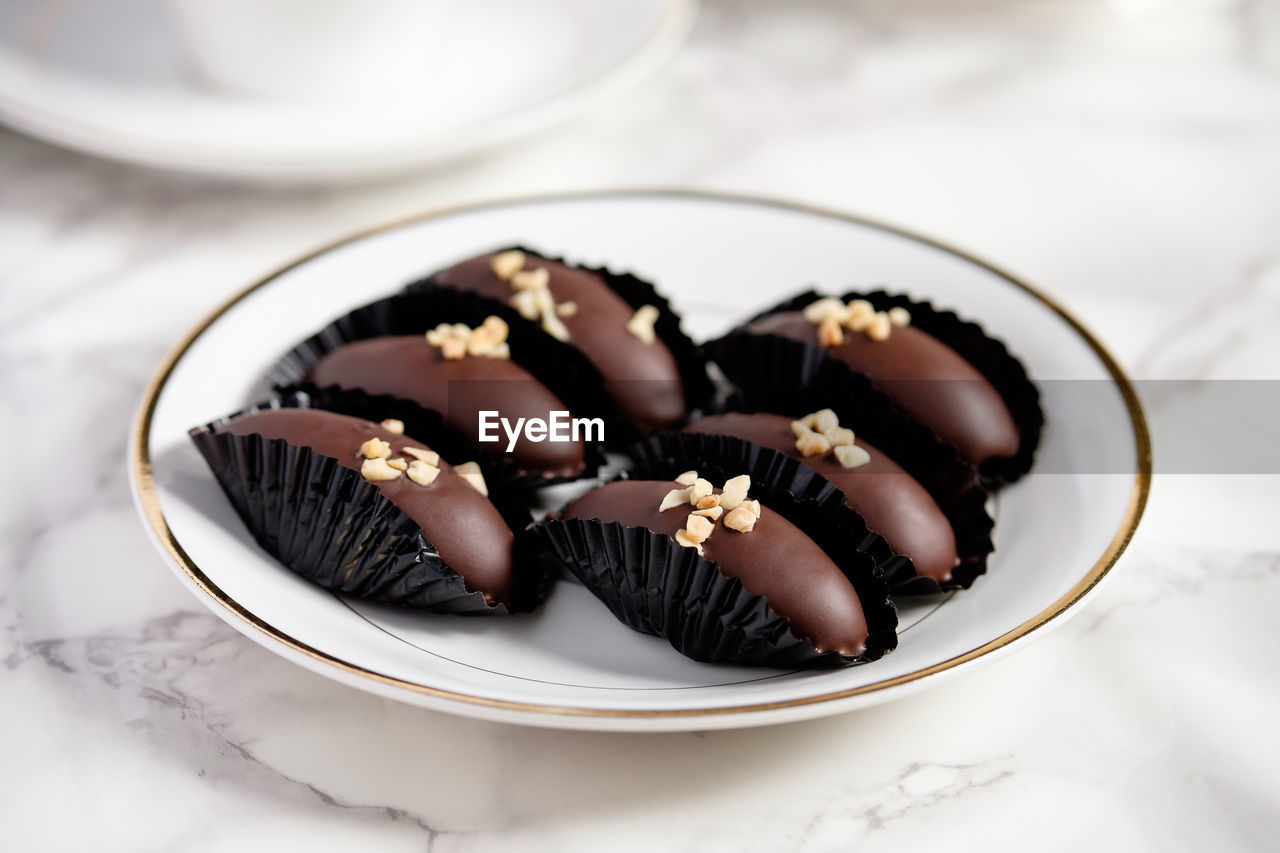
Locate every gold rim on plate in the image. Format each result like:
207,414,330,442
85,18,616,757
130,189,1153,721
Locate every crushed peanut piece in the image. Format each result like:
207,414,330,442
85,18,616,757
360,437,392,459
454,461,488,496
888,306,911,327
556,301,578,317
674,470,698,486
684,514,714,543
689,478,714,502
542,311,570,342
791,420,812,439
401,447,439,465
796,430,832,457
692,505,723,520
740,499,761,518
386,457,408,471
867,311,892,342
723,506,757,533
825,426,855,447
674,528,704,555
360,457,402,482
406,460,440,486
510,289,540,320
511,267,550,291
491,250,526,281
817,316,844,348
440,337,467,360
810,409,839,434
723,474,751,494
380,418,405,434
803,297,850,325
834,444,872,469
695,494,720,510
719,489,746,511
845,299,875,331
625,304,660,345
660,487,692,512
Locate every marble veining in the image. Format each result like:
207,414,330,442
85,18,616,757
2,0,1278,850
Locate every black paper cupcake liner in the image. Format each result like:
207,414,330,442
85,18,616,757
189,395,553,615
627,399,995,593
522,483,898,668
710,288,1043,487
405,246,717,444
266,287,607,489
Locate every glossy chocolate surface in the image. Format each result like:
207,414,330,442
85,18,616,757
684,412,959,582
746,311,1019,464
307,335,586,479
560,479,868,656
434,253,687,430
217,408,514,604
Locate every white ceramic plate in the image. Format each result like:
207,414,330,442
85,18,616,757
130,190,1150,731
0,0,694,181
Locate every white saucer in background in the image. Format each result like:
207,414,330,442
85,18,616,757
0,0,695,181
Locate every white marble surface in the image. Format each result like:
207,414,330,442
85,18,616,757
3,0,1279,849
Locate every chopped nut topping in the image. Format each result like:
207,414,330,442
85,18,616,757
406,459,441,485
427,317,511,360
802,296,909,341
825,426,855,447
491,250,526,281
867,311,892,342
674,529,704,555
692,505,723,520
360,437,392,459
845,299,875,331
542,311,570,342
684,514,714,543
380,418,405,434
790,420,811,439
809,409,839,434
723,474,751,494
660,487,692,512
454,461,488,496
723,506,757,533
795,430,832,457
441,337,467,360
740,499,761,518
556,301,578,317
674,470,698,486
386,457,408,471
510,289,540,320
511,267,550,291
361,457,402,482
719,490,745,511
401,446,440,466
817,316,844,348
695,494,720,510
690,477,714,502
834,444,872,469
803,297,850,325
625,304,660,345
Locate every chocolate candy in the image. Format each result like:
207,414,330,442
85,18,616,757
746,311,1019,465
684,411,960,583
433,252,688,431
216,407,516,605
559,479,869,657
306,335,586,479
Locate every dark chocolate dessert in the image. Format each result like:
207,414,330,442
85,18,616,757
191,403,548,613
428,250,690,431
683,410,960,584
745,299,1017,466
306,316,587,480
